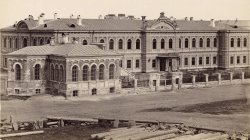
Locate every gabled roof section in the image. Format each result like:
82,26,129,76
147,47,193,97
7,43,122,57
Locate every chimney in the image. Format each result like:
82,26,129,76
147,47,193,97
118,14,126,19
50,37,55,46
62,33,69,44
190,17,193,21
184,17,188,21
77,15,82,25
128,15,135,20
54,13,58,19
141,16,146,21
28,15,34,20
38,14,44,25
70,14,74,19
210,19,215,27
160,12,165,18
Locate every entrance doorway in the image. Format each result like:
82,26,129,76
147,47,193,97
159,59,166,71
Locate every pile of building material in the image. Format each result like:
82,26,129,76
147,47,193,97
91,123,230,140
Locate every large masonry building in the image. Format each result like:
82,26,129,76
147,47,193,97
1,12,250,96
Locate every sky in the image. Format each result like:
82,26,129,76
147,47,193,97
0,0,249,28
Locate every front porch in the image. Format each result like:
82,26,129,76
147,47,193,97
156,53,180,72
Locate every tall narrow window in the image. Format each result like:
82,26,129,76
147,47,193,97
169,39,173,49
4,38,7,48
119,60,123,68
72,65,78,82
230,56,234,64
199,38,203,47
127,60,131,68
15,38,18,49
199,57,203,65
91,65,96,80
83,40,88,45
55,65,59,81
100,39,104,43
231,38,234,47
184,58,188,66
237,38,240,47
161,39,165,49
109,39,114,50
9,38,12,48
244,38,247,47
206,57,210,64
243,56,247,63
136,39,140,49
207,38,210,47
33,38,37,46
23,38,28,47
237,56,240,64
185,38,189,48
82,65,88,81
135,59,140,68
213,38,217,47
191,57,196,65
39,38,43,45
192,38,196,48
179,38,181,48
109,64,115,79
213,56,217,64
99,64,104,80
34,64,40,80
127,39,132,49
15,64,21,80
153,39,157,49
152,59,156,68
50,65,55,80
60,65,64,82
118,39,123,49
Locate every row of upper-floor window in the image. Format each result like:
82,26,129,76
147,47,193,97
230,56,247,64
230,38,248,47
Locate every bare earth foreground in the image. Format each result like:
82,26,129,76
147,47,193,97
1,84,250,133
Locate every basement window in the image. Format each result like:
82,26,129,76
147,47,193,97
15,89,20,94
73,90,78,96
110,87,115,93
36,89,41,94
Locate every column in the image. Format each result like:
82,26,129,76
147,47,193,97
134,79,138,90
192,75,196,85
171,78,176,90
241,72,245,82
217,73,221,85
229,72,233,84
204,74,209,86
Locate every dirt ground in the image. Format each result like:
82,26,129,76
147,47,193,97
1,84,250,133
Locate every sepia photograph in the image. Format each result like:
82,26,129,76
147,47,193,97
0,0,250,139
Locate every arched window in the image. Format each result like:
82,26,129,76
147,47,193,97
127,39,132,49
237,38,240,47
244,38,247,47
59,65,64,82
136,39,140,49
34,64,40,80
199,38,203,47
9,38,12,48
23,38,27,47
4,38,7,48
50,65,55,81
55,65,59,81
161,39,165,49
207,38,210,47
82,40,88,45
231,38,234,47
192,38,196,47
118,39,123,49
72,65,78,82
82,65,88,81
169,39,173,49
46,39,50,44
109,39,114,50
153,39,157,49
179,38,182,48
15,64,21,80
213,38,217,47
15,38,18,49
109,64,115,79
33,38,37,46
40,38,43,45
99,64,104,80
91,65,96,80
185,38,189,48
100,39,104,43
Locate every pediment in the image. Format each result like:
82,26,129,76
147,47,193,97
148,21,175,30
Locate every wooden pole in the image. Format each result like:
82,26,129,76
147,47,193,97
0,130,44,138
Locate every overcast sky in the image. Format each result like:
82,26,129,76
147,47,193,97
0,0,249,28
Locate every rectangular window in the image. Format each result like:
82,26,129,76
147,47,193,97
230,56,234,64
243,56,246,63
191,57,195,66
127,60,131,68
199,57,203,65
15,89,20,94
237,56,240,64
4,58,7,67
184,58,188,66
152,59,156,68
206,57,210,64
213,56,217,64
153,80,156,86
135,59,140,68
73,90,78,96
119,60,123,68
36,89,41,94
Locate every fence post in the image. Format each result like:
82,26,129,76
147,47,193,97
229,72,233,84
241,72,245,82
217,73,221,85
192,75,196,85
204,74,209,86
